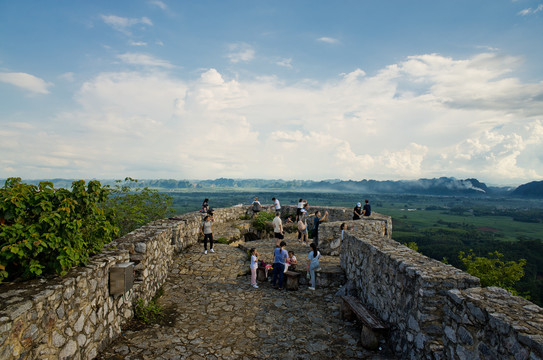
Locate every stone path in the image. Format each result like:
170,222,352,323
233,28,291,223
96,238,396,359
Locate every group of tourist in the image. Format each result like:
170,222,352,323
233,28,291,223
200,196,371,291
353,199,371,220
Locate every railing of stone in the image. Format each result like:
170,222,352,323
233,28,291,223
340,230,543,359
0,205,248,360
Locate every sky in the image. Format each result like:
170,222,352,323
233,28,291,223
1,1,543,186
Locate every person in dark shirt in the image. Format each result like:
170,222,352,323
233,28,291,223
362,199,371,217
312,210,328,247
353,202,362,220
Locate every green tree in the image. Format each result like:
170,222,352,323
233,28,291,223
0,178,118,282
101,178,175,236
458,250,527,295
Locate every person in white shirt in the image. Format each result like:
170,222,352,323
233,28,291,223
249,248,259,288
272,212,284,246
272,197,281,211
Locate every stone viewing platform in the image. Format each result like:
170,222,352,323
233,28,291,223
96,239,394,359
1,204,542,359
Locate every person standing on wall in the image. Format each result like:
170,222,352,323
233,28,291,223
312,210,328,247
272,211,284,246
272,197,281,212
353,202,362,220
200,215,214,254
200,198,209,213
251,197,262,218
362,199,371,217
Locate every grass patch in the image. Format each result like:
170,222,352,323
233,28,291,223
134,287,164,325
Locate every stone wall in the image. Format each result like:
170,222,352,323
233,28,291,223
340,230,543,359
317,218,391,255
0,205,249,360
443,287,543,360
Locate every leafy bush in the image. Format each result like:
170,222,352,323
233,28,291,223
0,178,118,282
251,211,275,232
100,178,174,237
134,298,163,324
403,242,419,252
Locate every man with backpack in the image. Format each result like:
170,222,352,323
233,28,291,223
251,197,262,217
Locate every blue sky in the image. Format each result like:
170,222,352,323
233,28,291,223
1,0,543,185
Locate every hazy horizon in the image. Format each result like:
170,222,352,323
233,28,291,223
1,1,542,185
1,176,530,188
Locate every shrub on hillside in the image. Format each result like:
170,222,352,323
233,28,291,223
100,178,175,237
0,178,118,282
251,211,275,232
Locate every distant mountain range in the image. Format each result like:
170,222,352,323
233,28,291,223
511,180,543,198
5,177,543,198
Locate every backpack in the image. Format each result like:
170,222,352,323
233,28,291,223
252,202,261,212
298,220,306,232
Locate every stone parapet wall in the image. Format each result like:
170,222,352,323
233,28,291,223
443,287,543,359
317,219,391,255
0,251,131,360
340,230,480,358
0,206,250,360
340,230,543,359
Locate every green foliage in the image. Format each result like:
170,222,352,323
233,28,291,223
459,250,527,295
251,211,275,232
0,178,118,282
403,242,419,252
215,237,229,244
134,298,163,324
101,178,175,237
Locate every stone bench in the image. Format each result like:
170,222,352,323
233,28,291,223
257,266,268,282
285,271,301,290
339,295,388,350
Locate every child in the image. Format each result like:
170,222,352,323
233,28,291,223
250,248,259,288
307,243,321,290
285,251,297,272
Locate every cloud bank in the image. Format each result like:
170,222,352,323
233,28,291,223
2,52,542,185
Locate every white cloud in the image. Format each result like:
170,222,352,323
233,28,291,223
3,52,543,184
129,40,148,46
59,72,75,82
101,15,152,35
317,37,339,44
148,0,167,10
276,58,293,68
0,72,52,94
117,53,174,68
226,43,255,63
518,4,543,15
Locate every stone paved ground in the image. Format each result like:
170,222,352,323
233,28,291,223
96,238,397,360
